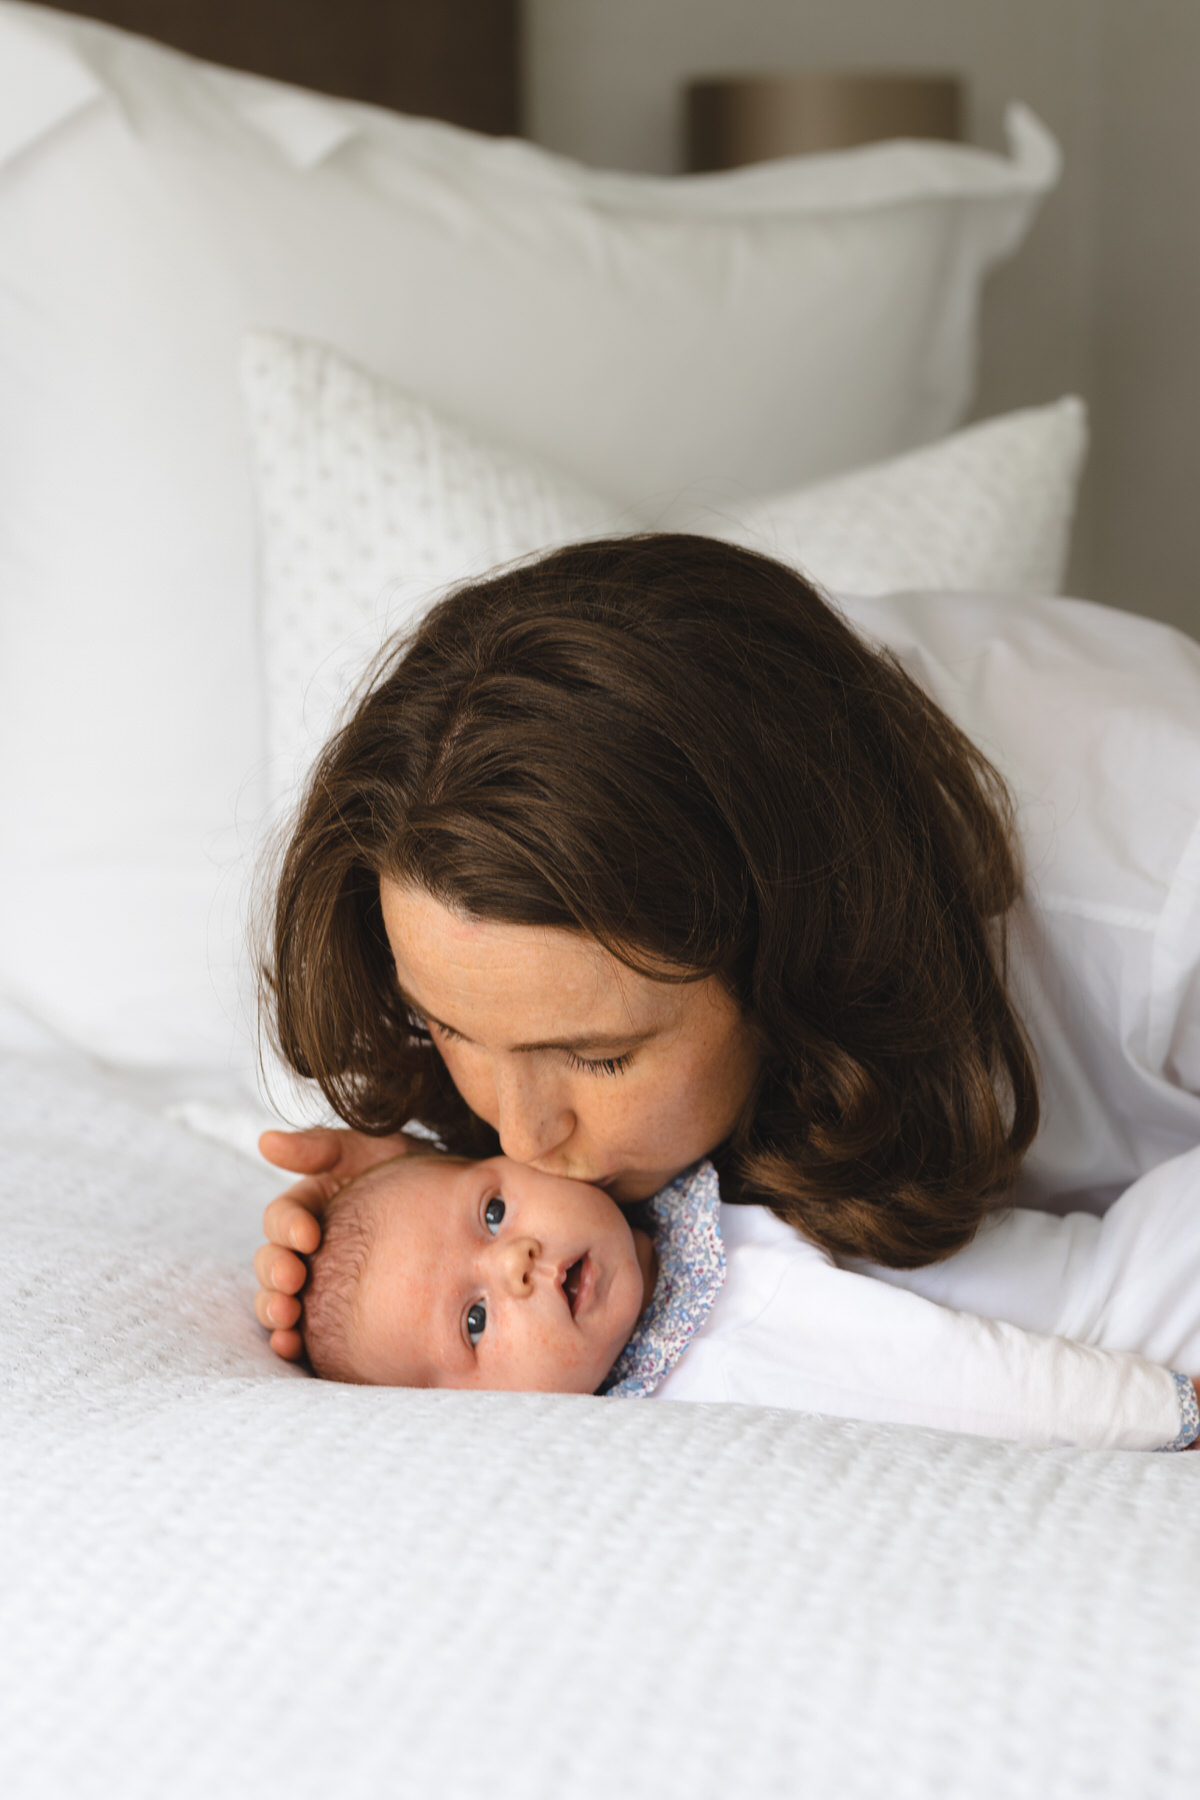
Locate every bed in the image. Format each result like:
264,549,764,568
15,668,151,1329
3,5,1200,1796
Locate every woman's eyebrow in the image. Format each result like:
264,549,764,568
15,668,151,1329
511,1030,655,1056
417,1007,654,1056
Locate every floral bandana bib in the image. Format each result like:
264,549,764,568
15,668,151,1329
601,1161,725,1398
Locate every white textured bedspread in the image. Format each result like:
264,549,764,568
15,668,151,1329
3,1052,1198,1800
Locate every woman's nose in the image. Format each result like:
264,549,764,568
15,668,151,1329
496,1235,545,1297
492,1067,573,1166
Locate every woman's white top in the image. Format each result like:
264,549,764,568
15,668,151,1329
655,593,1200,1450
653,1150,1200,1450
836,590,1200,1217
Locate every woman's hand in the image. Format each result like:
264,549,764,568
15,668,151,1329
253,1127,419,1360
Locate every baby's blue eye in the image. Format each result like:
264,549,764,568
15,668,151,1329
466,1302,487,1346
484,1196,505,1235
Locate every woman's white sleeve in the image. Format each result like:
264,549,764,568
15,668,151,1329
677,1249,1196,1450
837,587,1200,1212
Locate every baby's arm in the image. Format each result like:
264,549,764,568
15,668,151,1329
865,1145,1200,1376
809,1269,1200,1448
661,1222,1200,1449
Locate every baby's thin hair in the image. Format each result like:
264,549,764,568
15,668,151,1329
301,1186,380,1383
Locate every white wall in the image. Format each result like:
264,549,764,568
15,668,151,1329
524,0,1200,636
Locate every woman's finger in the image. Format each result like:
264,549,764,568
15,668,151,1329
268,1327,306,1362
257,1127,342,1175
253,1241,309,1294
254,1288,302,1331
263,1195,324,1253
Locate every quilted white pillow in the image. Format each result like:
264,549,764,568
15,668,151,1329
241,335,632,796
683,398,1088,598
0,0,1058,1069
241,333,1088,794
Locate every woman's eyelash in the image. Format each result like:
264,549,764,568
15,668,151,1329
425,1017,462,1043
426,1015,631,1076
564,1051,633,1076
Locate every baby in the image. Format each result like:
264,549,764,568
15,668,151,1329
300,1144,1200,1452
303,1150,657,1396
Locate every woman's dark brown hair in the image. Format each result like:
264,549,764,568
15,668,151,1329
263,534,1037,1268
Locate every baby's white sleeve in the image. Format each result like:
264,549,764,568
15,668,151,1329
659,1234,1197,1450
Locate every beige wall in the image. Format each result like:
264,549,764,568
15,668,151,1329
524,0,1200,636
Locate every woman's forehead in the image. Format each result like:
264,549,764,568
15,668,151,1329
378,878,677,1038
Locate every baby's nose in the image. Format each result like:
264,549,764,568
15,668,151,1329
498,1235,545,1297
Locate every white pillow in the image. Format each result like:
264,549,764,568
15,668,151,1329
0,0,1058,1069
679,398,1088,598
241,332,1088,792
241,334,632,796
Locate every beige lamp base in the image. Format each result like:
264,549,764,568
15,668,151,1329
687,73,964,170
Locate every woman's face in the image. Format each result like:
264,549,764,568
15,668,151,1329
379,879,762,1204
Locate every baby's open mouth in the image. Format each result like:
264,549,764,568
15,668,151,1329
563,1256,586,1315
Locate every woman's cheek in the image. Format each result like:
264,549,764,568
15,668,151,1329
571,1079,626,1139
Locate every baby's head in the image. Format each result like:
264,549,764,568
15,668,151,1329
302,1150,656,1393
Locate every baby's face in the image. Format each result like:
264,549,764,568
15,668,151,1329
349,1155,655,1393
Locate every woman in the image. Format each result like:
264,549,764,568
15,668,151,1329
255,534,1051,1358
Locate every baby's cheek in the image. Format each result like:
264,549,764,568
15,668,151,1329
547,1332,609,1394
553,1326,619,1395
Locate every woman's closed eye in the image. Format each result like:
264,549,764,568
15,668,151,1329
421,1014,462,1045
465,1301,487,1346
421,1013,632,1077
563,1050,633,1077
